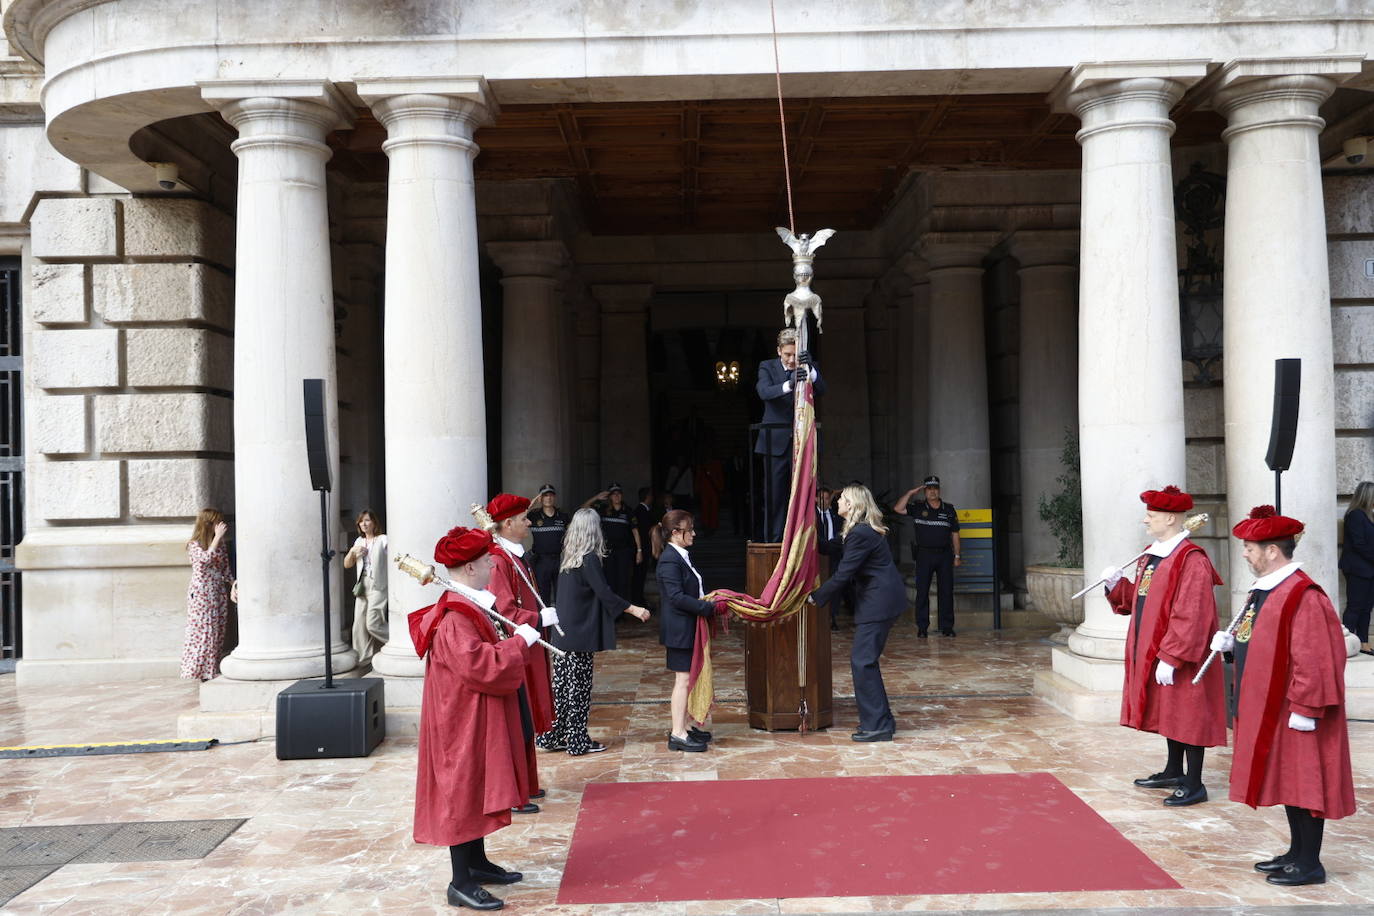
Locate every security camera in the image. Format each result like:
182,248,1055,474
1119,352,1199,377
151,161,178,190
1343,137,1368,166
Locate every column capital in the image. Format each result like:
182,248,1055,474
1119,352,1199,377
1008,230,1080,270
357,77,498,139
894,252,929,284
1050,60,1209,115
1211,57,1362,139
918,232,999,271
486,239,568,279
199,79,355,132
591,283,654,313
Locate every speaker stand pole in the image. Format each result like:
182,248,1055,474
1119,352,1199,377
1274,469,1283,516
318,487,336,690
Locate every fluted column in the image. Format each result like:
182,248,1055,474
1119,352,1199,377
1010,231,1080,568
594,284,653,489
488,240,569,497
356,78,496,684
919,232,998,507
199,82,357,680
1214,58,1360,610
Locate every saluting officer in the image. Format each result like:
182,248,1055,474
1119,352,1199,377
527,484,570,604
583,483,642,601
894,476,961,637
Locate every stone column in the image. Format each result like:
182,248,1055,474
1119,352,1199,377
200,82,357,681
1010,231,1080,568
575,290,602,497
900,256,931,485
487,240,569,497
356,79,495,686
919,232,999,507
1214,58,1361,608
594,284,653,489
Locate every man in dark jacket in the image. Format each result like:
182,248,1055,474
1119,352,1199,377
755,327,826,541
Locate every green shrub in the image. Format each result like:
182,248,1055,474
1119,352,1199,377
1037,428,1083,567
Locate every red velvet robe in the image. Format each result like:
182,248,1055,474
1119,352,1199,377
488,545,555,732
1228,570,1355,819
1107,539,1227,747
411,591,530,846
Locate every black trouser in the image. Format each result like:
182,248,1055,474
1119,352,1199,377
851,617,898,733
1342,573,1373,644
606,546,635,601
1282,805,1326,870
764,449,790,542
913,546,955,632
531,552,559,607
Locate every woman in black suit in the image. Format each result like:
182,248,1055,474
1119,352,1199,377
811,483,906,741
656,509,717,752
538,509,650,756
1339,480,1374,656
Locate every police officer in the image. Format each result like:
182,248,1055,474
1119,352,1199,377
583,483,641,600
894,476,961,637
526,484,570,604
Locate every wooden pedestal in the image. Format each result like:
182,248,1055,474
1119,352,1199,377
743,542,833,731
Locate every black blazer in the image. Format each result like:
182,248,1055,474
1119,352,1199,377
753,358,827,456
1340,509,1374,580
812,523,905,623
815,506,843,558
551,553,631,653
656,546,714,649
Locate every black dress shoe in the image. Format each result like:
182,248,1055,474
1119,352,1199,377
668,734,707,752
447,882,504,910
569,741,608,756
1162,784,1207,806
510,802,539,814
528,789,546,800
1266,863,1326,886
536,741,566,752
939,629,956,637
1254,854,1296,874
917,628,928,638
851,729,894,742
1133,772,1182,788
469,864,523,885
688,726,712,743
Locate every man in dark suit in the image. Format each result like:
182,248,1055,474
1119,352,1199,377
755,327,826,542
815,485,843,629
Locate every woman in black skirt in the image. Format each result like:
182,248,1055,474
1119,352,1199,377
656,509,717,752
538,508,650,756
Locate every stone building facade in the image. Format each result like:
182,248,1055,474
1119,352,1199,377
2,1,1372,733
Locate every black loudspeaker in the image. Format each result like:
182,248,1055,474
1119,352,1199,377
303,378,331,492
276,677,385,760
1264,358,1301,472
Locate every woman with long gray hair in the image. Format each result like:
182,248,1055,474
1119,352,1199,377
1339,480,1374,655
537,508,650,755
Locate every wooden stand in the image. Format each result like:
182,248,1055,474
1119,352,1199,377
743,542,833,731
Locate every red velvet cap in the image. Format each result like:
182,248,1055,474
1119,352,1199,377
486,493,531,523
1232,505,1304,542
434,526,493,567
1140,485,1193,513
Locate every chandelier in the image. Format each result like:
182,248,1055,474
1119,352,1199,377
714,360,740,391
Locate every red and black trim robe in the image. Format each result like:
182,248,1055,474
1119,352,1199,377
489,540,554,796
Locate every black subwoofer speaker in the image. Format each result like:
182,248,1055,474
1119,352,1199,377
275,677,385,760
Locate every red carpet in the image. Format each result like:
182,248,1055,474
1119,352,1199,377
557,773,1179,903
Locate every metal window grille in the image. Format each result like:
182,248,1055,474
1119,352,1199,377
0,257,23,660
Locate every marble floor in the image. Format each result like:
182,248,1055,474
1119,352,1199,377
1,620,1371,915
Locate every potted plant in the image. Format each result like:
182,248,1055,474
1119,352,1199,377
1026,429,1085,643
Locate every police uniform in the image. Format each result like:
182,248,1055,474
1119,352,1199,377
600,490,637,601
527,507,569,604
908,494,959,635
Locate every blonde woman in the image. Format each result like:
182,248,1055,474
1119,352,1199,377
180,508,234,681
1339,481,1374,655
343,508,388,666
539,508,650,755
809,484,906,741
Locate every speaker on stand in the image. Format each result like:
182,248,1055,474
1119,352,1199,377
275,378,385,760
1264,359,1301,514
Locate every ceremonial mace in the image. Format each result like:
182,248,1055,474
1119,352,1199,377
1070,513,1211,601
394,553,567,658
470,503,566,638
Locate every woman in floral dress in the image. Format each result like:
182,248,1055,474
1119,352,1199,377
180,508,234,681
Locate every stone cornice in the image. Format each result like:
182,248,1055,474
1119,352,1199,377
3,0,110,65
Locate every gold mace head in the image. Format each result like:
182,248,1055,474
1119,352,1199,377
394,553,435,585
1183,512,1209,533
470,503,495,531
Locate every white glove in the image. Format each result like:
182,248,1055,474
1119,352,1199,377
513,624,541,647
1099,565,1124,589
1154,660,1175,686
807,366,817,382
782,380,793,393
1210,631,1235,653
540,606,560,627
1288,712,1316,732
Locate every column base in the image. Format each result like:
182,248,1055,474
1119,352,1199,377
219,646,358,681
370,646,425,678
16,657,180,688
1344,653,1374,719
1031,645,1124,722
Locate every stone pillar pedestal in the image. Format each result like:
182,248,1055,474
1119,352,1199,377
1213,58,1361,610
593,284,653,489
919,233,998,506
1034,63,1204,719
488,240,569,497
201,82,357,684
356,79,496,712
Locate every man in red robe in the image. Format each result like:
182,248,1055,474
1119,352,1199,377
411,525,543,910
1212,506,1355,887
1103,485,1225,806
480,493,558,812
